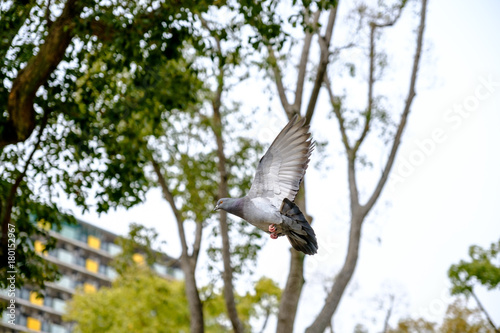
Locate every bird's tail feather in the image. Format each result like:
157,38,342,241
280,198,318,255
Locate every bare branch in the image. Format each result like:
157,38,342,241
372,2,406,29
304,3,338,125
294,10,321,112
191,221,203,269
267,45,293,116
382,294,395,333
363,0,428,214
353,2,408,155
352,23,376,155
471,289,500,333
258,308,271,333
325,73,360,206
151,159,185,248
324,74,351,152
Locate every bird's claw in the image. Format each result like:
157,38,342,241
269,224,278,239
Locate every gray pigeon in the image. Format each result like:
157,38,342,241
214,115,318,255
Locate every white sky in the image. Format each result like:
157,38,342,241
61,0,500,332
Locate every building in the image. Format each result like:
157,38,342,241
1,219,182,333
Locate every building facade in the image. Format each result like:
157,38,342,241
1,219,182,333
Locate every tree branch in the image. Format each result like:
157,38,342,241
363,0,427,214
2,0,80,149
325,74,351,152
352,23,376,155
304,3,339,125
294,10,321,112
325,74,360,207
382,294,395,333
267,45,292,116
352,1,407,155
471,289,500,333
191,221,203,269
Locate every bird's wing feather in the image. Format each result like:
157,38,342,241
247,115,314,209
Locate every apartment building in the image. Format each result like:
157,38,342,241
1,219,182,333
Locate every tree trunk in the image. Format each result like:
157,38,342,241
213,99,245,333
276,185,307,333
152,160,205,333
305,212,364,333
181,260,205,333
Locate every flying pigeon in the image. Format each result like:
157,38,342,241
214,115,318,255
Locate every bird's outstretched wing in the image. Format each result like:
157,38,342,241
247,115,314,209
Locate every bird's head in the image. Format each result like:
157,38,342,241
213,198,232,211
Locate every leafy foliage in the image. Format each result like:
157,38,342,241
201,276,281,332
387,298,495,333
64,268,191,333
448,239,500,296
64,224,281,332
0,0,212,288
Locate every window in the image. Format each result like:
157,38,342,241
50,323,69,333
107,243,122,256
56,249,75,265
27,317,41,331
55,276,74,290
86,259,99,273
59,224,80,240
52,298,66,313
87,235,101,249
83,283,97,293
29,291,44,306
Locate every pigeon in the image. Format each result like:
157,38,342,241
214,115,318,255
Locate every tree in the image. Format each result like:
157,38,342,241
440,298,496,333
448,239,500,332
64,268,191,333
239,0,429,331
387,317,437,333
386,298,495,333
1,0,211,289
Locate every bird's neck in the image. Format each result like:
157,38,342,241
227,197,246,219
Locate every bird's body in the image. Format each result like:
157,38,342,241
214,115,318,255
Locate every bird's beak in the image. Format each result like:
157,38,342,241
213,204,219,211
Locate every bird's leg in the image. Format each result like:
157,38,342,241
269,224,278,239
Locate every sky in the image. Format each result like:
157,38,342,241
60,0,500,332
